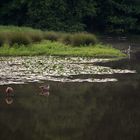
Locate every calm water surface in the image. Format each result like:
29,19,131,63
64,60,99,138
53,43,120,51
0,39,140,140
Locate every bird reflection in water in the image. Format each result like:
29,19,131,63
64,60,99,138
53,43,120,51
5,86,14,105
39,85,50,96
5,97,14,105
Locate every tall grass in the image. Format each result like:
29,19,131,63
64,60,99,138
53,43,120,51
0,26,125,57
0,25,40,32
61,33,97,46
44,31,61,41
0,26,44,46
0,26,98,47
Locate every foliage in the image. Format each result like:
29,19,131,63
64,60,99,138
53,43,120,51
8,32,32,46
0,26,98,47
0,0,140,34
0,41,125,57
61,32,97,46
0,0,95,32
0,26,44,46
0,35,5,46
69,33,97,46
104,0,140,34
44,31,61,41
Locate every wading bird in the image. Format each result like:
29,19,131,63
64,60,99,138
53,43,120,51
127,45,131,54
39,85,50,96
5,87,14,96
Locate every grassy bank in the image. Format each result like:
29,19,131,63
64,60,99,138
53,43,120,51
0,41,125,57
0,25,125,57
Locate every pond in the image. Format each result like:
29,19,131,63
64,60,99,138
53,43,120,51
0,38,140,140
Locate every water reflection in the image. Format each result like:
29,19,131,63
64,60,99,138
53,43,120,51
5,97,14,105
39,85,50,96
0,78,140,140
39,91,50,96
0,38,140,140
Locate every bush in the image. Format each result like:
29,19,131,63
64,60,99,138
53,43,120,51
0,26,45,46
0,38,4,46
8,32,32,46
70,33,97,46
60,33,72,45
0,34,6,46
0,26,98,47
28,31,44,42
60,32,97,46
0,32,12,46
0,30,44,46
43,31,60,41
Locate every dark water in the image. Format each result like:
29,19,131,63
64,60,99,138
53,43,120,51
0,39,140,140
0,60,140,140
101,35,140,51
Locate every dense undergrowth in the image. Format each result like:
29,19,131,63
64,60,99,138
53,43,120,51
0,26,125,57
0,26,97,46
0,40,125,57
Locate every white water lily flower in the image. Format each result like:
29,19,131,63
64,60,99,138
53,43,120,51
0,56,136,85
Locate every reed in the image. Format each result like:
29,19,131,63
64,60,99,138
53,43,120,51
0,26,98,47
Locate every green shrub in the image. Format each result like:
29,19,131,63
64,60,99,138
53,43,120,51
0,25,42,32
0,32,11,46
60,33,72,45
59,32,97,46
44,31,60,41
0,30,44,46
0,26,98,47
28,31,44,42
8,32,32,46
0,34,6,46
0,38,4,46
0,26,44,46
70,33,97,46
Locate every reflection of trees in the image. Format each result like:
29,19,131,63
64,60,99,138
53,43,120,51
0,80,140,140
90,82,140,140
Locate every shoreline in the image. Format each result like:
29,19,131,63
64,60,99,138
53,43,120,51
0,41,125,58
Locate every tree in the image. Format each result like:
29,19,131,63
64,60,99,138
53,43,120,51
0,0,139,34
27,0,97,32
0,0,28,25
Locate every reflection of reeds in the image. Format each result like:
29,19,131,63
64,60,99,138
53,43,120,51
39,92,50,96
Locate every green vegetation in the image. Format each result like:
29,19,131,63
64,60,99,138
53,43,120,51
0,41,124,57
0,26,44,46
0,26,125,57
0,0,139,34
62,33,97,46
0,26,98,46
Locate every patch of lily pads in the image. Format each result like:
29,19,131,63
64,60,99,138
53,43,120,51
0,56,136,85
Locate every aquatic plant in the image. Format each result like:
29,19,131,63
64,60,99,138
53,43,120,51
0,56,136,85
